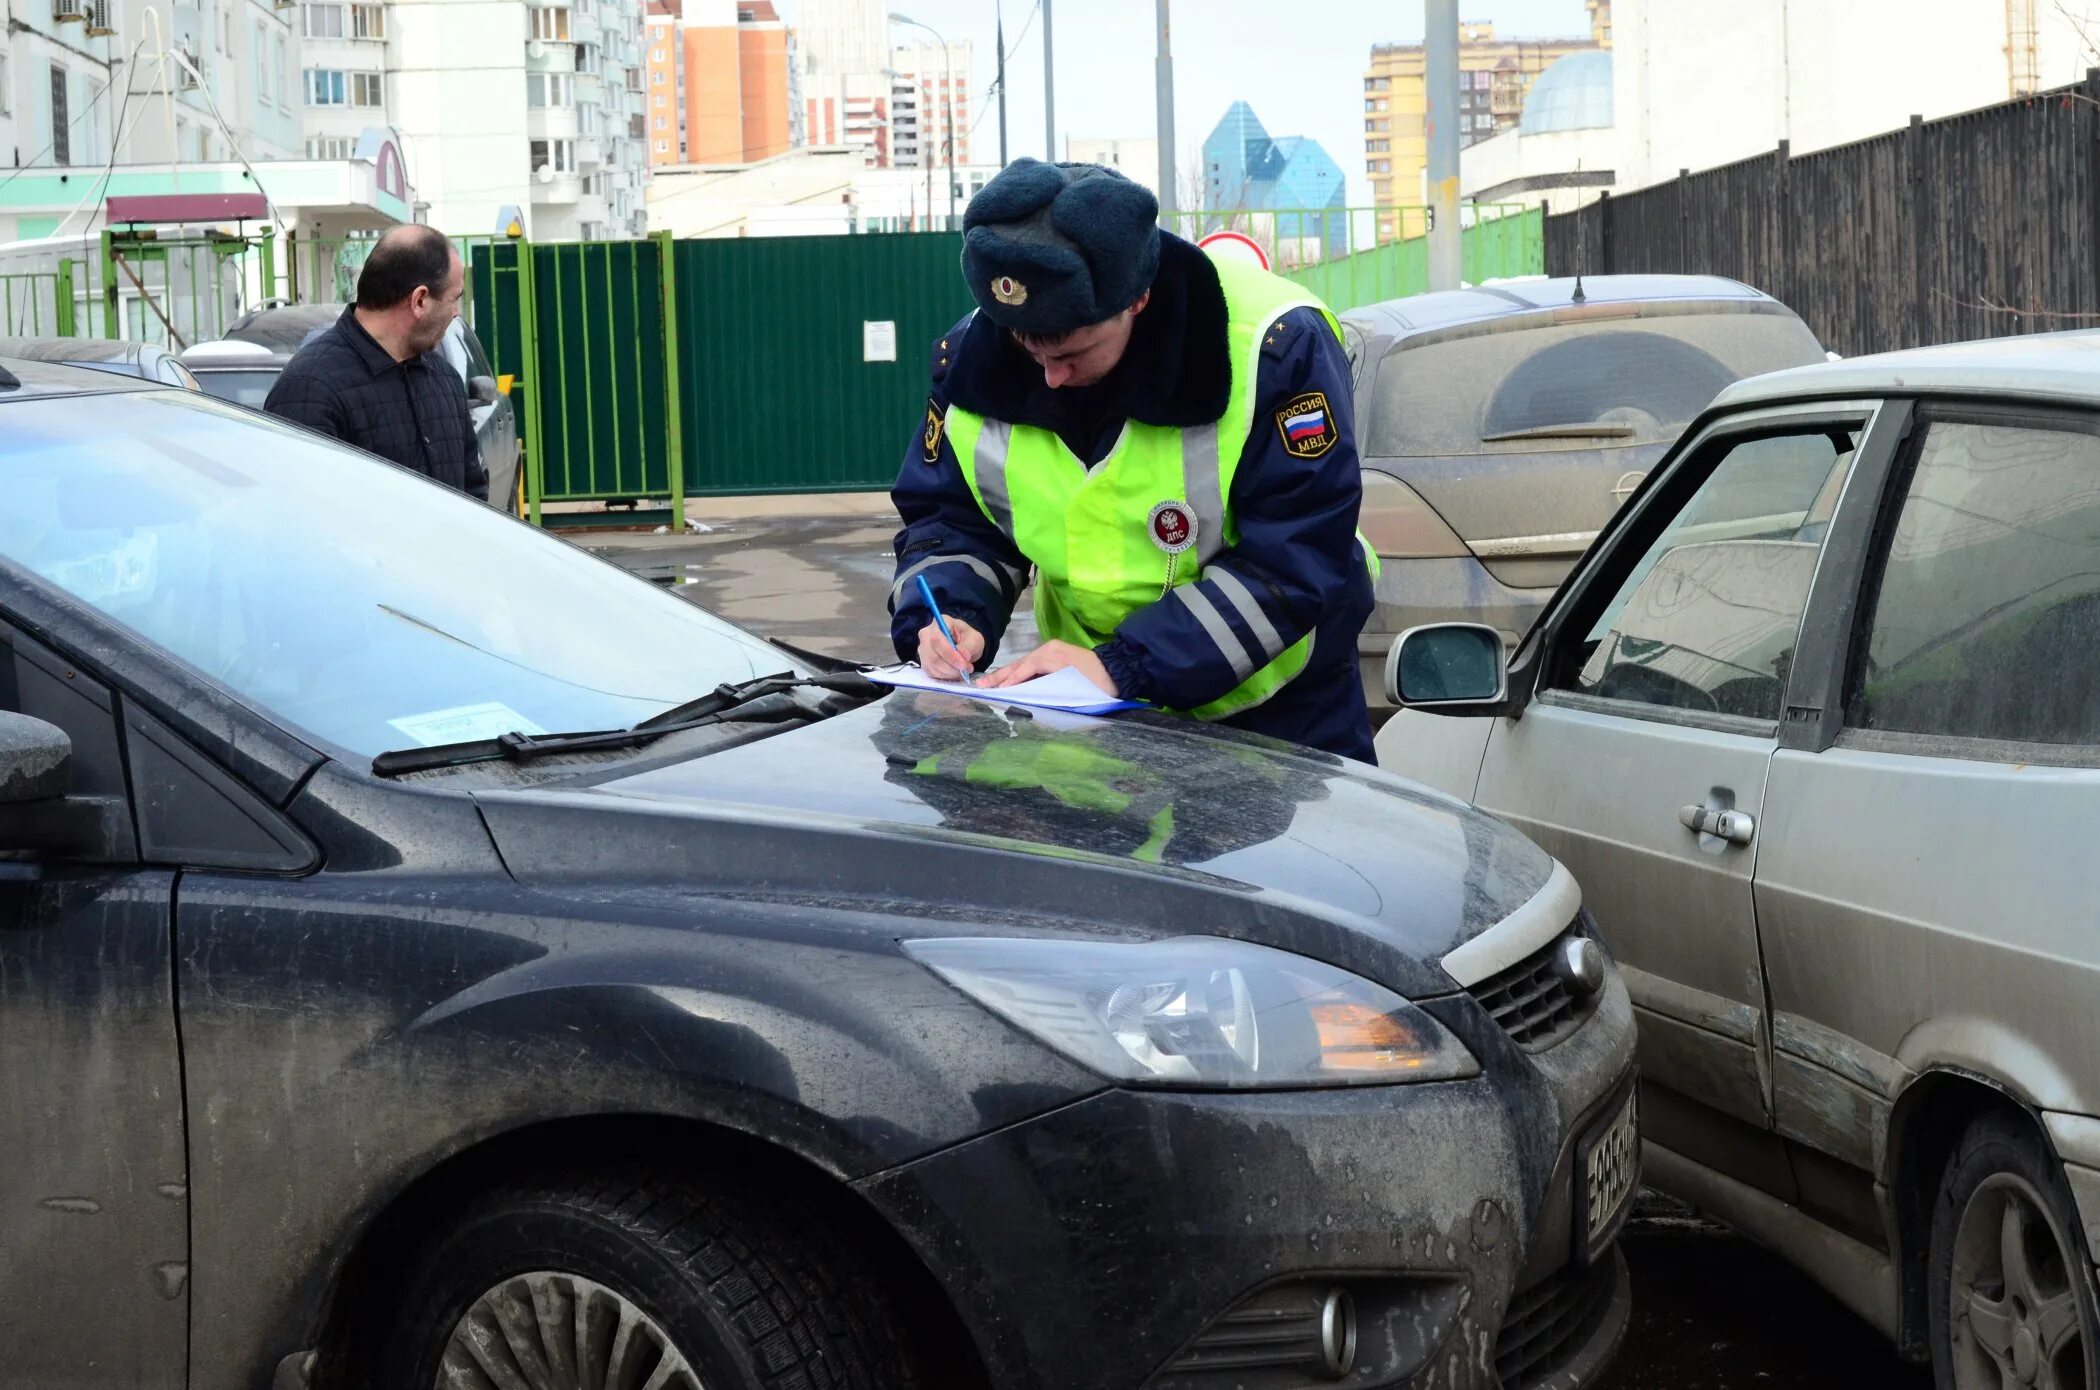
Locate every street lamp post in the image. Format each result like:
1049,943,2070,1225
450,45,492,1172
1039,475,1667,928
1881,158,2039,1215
890,13,956,228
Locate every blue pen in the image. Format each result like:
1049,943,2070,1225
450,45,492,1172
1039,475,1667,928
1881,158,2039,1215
916,574,977,686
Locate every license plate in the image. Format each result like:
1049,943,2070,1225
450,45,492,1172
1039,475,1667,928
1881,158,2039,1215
1577,1081,1640,1263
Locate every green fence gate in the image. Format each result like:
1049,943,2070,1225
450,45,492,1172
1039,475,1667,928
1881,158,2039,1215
471,232,685,527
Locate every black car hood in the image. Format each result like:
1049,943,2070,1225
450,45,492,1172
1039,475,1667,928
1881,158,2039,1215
473,692,1560,997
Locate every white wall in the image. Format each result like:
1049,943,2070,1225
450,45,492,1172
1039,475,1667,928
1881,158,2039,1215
1066,137,1159,194
1613,0,2100,191
387,0,530,236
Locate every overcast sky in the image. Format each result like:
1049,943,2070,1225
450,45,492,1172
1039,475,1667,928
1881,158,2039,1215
775,0,1593,205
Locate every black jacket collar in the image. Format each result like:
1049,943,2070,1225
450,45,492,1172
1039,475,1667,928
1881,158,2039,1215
944,233,1232,431
336,303,426,378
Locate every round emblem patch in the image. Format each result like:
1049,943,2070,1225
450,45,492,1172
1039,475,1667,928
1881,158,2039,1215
1148,500,1197,554
991,275,1029,306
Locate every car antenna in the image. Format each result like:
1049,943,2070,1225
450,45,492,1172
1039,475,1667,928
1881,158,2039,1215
0,364,19,391
1572,273,1585,305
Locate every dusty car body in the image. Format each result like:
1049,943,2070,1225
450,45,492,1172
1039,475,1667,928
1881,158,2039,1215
1377,330,2100,1388
1340,275,1826,705
0,358,1635,1390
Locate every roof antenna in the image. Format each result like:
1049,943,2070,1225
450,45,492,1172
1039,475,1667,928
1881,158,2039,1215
1570,162,1588,303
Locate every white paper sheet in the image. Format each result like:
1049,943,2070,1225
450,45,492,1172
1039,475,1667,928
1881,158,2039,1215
865,663,1142,715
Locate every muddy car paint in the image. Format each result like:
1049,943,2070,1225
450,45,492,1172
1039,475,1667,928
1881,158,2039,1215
0,363,1635,1390
1378,333,2100,1371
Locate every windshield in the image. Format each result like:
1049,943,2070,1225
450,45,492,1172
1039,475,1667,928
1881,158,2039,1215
0,391,787,757
192,368,281,407
1368,306,1825,458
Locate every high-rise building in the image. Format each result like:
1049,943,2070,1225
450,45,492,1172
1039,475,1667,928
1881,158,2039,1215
1362,5,1604,241
888,39,969,172
644,0,791,167
372,0,648,239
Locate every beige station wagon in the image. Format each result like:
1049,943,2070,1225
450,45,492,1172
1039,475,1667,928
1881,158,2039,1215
1376,331,2100,1389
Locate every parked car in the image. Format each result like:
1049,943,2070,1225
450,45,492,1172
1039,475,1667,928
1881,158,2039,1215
0,356,1638,1390
0,334,200,389
1376,329,2100,1389
1341,275,1826,706
181,302,523,514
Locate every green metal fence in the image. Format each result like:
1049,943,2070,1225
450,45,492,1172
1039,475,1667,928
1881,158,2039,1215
672,233,972,496
471,232,684,527
0,266,78,337
1282,206,1545,312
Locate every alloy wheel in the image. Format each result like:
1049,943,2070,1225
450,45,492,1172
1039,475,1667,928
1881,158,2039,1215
438,1270,705,1390
1948,1173,2089,1390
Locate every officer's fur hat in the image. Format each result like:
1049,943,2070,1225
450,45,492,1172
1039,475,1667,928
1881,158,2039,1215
961,159,1161,337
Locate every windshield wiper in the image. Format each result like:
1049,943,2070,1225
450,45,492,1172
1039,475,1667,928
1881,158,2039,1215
370,670,881,777
1479,421,1639,443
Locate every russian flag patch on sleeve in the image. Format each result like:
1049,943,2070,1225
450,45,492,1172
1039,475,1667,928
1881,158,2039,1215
1275,390,1339,458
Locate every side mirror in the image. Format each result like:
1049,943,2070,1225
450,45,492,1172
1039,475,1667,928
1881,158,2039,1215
0,711,98,854
469,375,501,406
1386,623,1509,711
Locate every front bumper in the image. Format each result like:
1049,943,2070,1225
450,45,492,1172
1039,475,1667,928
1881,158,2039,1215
856,968,1637,1390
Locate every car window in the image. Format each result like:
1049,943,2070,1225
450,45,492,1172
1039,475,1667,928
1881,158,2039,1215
192,369,282,408
1850,419,2100,747
457,321,496,380
438,321,471,382
1367,308,1826,459
0,391,785,760
1554,427,1858,723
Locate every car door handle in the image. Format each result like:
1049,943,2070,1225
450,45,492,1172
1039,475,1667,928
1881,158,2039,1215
1679,804,1755,845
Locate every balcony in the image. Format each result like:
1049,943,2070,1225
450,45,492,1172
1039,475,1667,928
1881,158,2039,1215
571,7,601,43
527,106,580,141
576,137,605,168
531,172,583,205
575,70,602,103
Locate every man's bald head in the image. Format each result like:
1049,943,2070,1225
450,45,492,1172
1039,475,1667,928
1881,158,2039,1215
352,224,465,360
357,224,457,312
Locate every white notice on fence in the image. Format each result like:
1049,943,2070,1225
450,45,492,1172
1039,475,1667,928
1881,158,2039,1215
863,320,898,362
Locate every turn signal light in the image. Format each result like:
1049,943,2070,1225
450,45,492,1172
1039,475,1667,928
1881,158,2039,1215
1311,1000,1431,1073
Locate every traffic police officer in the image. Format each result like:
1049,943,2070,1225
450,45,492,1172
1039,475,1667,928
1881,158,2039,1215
889,158,1378,762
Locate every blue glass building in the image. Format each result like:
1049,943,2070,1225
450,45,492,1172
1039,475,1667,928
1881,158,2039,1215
1199,101,1350,260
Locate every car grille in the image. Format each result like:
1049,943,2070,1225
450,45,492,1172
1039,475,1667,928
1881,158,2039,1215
1468,926,1595,1051
1494,1256,1618,1390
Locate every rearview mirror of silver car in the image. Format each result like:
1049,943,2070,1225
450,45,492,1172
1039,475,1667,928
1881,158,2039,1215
1387,623,1509,711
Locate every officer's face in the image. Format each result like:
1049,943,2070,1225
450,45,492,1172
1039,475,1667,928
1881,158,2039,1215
1016,290,1151,390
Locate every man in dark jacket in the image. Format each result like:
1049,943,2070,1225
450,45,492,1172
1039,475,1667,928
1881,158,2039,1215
265,223,488,498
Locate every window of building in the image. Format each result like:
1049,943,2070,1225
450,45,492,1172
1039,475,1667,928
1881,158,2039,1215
1473,70,1492,88
527,72,573,107
351,70,382,105
49,63,70,165
652,114,666,131
655,139,669,153
1366,139,1389,153
305,68,346,105
254,22,271,104
529,138,576,173
276,33,290,103
0,61,11,117
307,136,353,159
303,3,344,39
1364,118,1389,133
529,6,570,41
351,3,383,39
651,69,665,86
1369,159,1390,173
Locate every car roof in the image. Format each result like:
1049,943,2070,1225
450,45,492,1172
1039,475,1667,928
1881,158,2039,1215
1714,328,2100,409
223,302,344,353
1340,274,1787,339
0,355,159,399
181,338,290,366
0,335,154,365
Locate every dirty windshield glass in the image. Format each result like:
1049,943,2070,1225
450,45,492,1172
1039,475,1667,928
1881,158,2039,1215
1368,307,1825,458
0,391,781,758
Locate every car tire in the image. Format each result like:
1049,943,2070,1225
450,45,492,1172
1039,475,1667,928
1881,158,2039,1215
1929,1112,2100,1390
371,1169,918,1390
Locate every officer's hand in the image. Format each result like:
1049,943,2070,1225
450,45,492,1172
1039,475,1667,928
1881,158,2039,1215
979,640,1119,696
917,618,985,682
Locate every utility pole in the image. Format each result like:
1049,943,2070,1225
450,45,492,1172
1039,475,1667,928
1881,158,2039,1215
1155,0,1176,221
1042,0,1056,160
996,1,1008,166
1425,0,1462,290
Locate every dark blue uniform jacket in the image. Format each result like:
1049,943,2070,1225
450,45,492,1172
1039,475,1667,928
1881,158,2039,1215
889,234,1376,762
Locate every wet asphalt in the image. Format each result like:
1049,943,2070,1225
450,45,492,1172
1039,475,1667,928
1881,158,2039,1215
586,506,1935,1390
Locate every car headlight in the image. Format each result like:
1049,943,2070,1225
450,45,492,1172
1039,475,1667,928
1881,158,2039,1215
903,935,1480,1088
